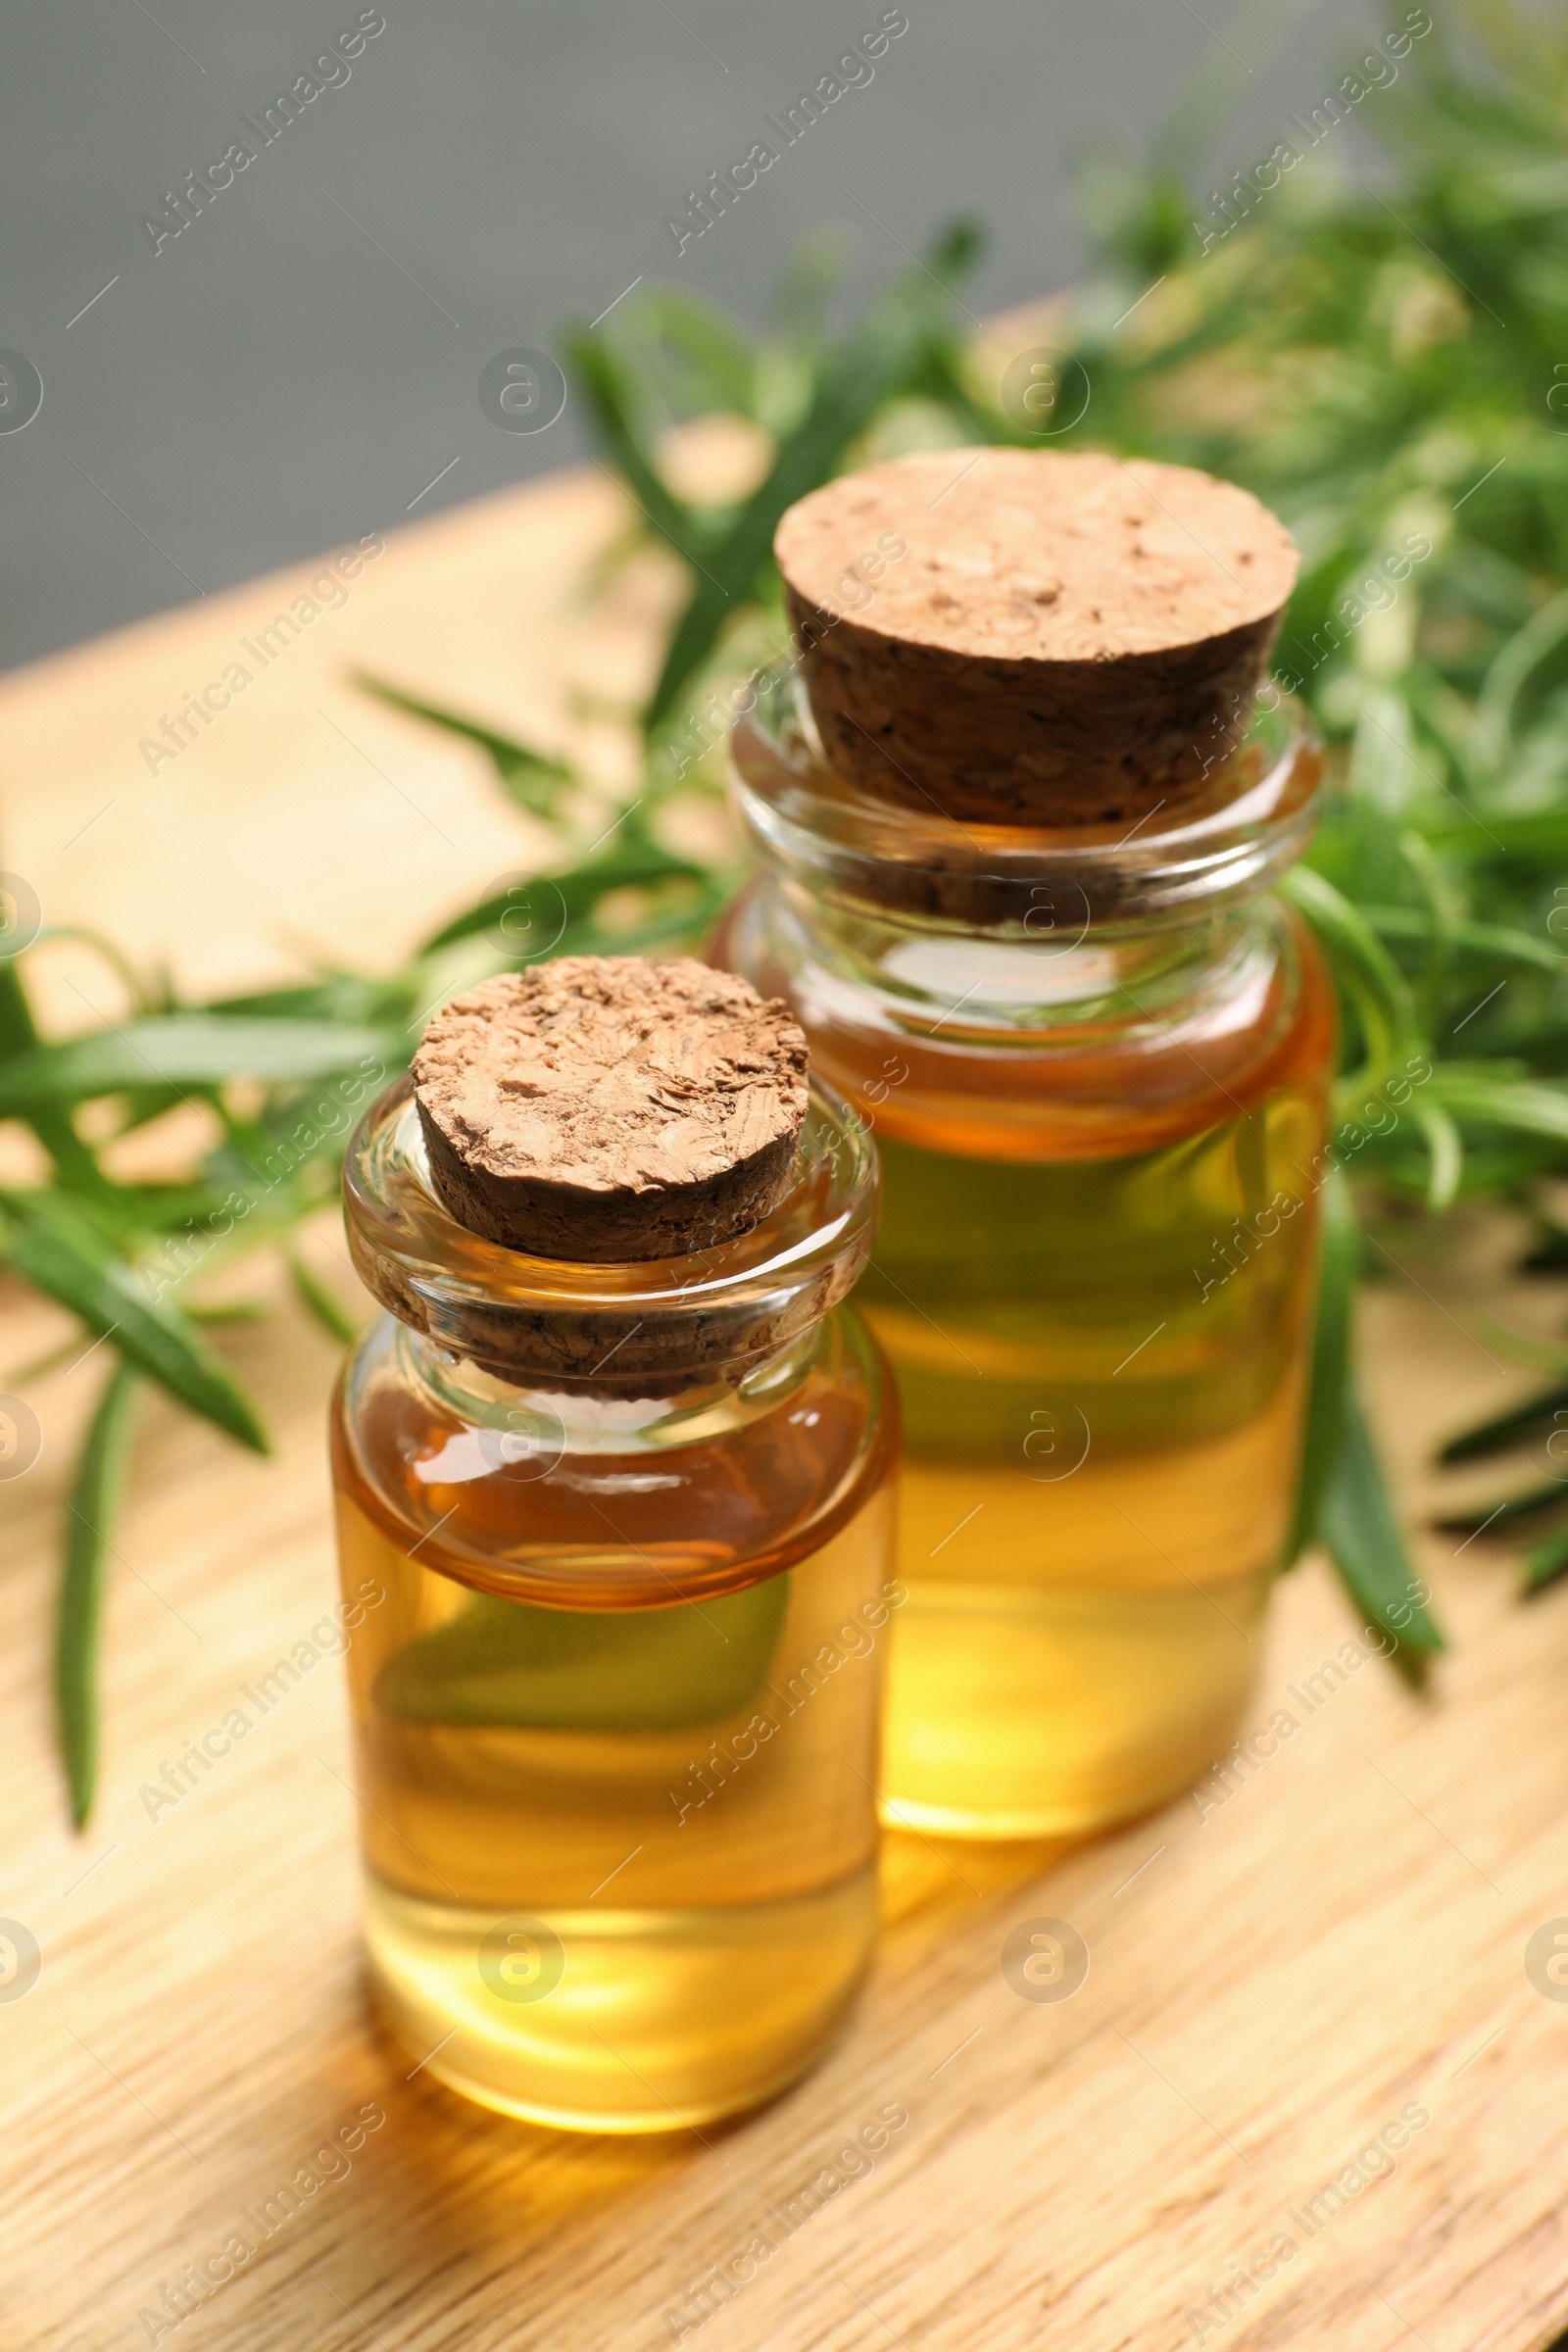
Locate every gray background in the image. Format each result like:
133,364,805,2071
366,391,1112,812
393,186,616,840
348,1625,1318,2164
1,0,1386,671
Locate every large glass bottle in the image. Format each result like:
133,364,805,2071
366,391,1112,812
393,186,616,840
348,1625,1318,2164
716,672,1334,1838
332,1074,897,2128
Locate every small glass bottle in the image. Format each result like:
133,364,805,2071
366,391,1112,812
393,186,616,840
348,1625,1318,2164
717,669,1334,1839
331,1072,897,2129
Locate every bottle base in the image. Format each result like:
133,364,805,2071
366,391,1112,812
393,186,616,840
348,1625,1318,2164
385,2031,839,2135
364,1864,877,2133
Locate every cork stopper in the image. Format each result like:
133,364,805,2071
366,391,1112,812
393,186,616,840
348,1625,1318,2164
774,448,1299,826
412,957,808,1263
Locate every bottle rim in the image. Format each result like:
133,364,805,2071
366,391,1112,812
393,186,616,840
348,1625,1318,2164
729,667,1323,935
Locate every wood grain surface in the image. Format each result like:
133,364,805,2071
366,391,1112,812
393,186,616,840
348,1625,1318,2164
2,460,1567,2352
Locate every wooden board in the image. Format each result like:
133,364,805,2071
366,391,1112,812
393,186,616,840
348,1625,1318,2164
3,461,1568,2352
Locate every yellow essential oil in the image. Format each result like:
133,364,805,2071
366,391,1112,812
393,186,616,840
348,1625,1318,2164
332,1079,896,2127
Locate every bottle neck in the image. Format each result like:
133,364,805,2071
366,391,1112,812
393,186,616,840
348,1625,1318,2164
719,668,1327,1157
390,1316,823,1462
762,876,1278,1053
716,881,1322,1164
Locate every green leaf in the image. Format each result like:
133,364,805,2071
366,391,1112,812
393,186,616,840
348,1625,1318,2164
1319,1384,1446,1664
0,954,40,1065
351,674,573,817
1523,1215,1568,1275
1281,864,1419,1105
1439,1376,1568,1463
767,226,854,346
546,877,732,964
1432,1482,1565,1532
55,1362,140,1828
1476,583,1568,762
1349,690,1419,820
287,1250,362,1346
3,1194,269,1453
566,329,707,553
1410,1099,1464,1211
1396,827,1457,1039
1426,1073,1568,1144
206,974,420,1025
1464,1319,1568,1376
1423,808,1568,869
422,835,705,954
210,1069,396,1197
0,961,112,1197
1282,1165,1357,1569
0,1016,396,1111
638,216,986,735
629,287,760,418
1523,1523,1568,1592
1362,905,1563,975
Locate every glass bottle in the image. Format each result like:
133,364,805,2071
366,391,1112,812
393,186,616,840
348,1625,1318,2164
331,1072,897,2129
715,671,1334,1839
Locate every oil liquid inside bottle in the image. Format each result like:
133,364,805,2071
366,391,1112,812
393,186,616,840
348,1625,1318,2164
717,887,1336,1838
866,1081,1321,1837
332,1311,896,2130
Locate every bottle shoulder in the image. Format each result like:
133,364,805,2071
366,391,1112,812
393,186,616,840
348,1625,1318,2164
330,1305,897,1610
